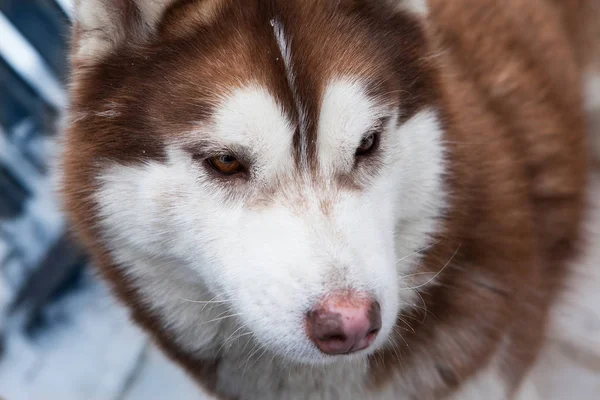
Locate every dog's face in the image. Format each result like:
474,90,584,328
66,0,446,364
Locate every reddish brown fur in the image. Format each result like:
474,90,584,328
62,0,596,398
368,1,589,397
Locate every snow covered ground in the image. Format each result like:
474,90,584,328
0,271,201,400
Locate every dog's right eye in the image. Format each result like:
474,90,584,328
356,133,377,156
207,154,245,175
355,131,381,158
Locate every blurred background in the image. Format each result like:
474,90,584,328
0,1,199,399
0,1,598,400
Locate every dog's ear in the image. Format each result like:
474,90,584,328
72,0,177,63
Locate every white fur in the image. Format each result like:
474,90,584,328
394,0,429,16
317,79,390,173
585,73,600,112
585,73,600,161
74,0,175,60
94,82,447,397
447,339,542,400
191,85,296,180
271,19,294,86
514,382,542,400
75,0,116,59
271,18,310,168
446,345,513,400
448,368,508,400
137,0,176,26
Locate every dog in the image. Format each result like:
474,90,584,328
61,0,600,399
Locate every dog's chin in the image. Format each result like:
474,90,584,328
289,347,381,367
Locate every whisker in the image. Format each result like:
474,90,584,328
402,270,447,279
217,325,248,355
177,297,231,305
239,342,259,375
240,333,255,355
244,347,269,374
388,336,405,373
199,312,243,327
242,343,265,375
200,293,234,313
400,311,430,327
397,316,415,333
399,244,462,291
231,331,253,344
395,240,441,265
400,285,433,323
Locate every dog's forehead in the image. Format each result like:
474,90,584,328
76,0,430,166
164,0,400,110
159,0,426,159
201,79,383,162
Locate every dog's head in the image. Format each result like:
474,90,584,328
64,0,446,364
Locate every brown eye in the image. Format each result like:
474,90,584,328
208,154,243,175
356,132,379,156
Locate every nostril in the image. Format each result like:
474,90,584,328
322,334,347,342
368,328,380,336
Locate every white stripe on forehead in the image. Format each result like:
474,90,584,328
271,18,309,168
318,79,390,173
271,18,294,83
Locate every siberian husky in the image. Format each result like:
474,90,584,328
61,0,600,398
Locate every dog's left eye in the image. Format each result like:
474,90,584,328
208,154,244,175
356,132,379,156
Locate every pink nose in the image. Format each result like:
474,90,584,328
307,292,381,355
